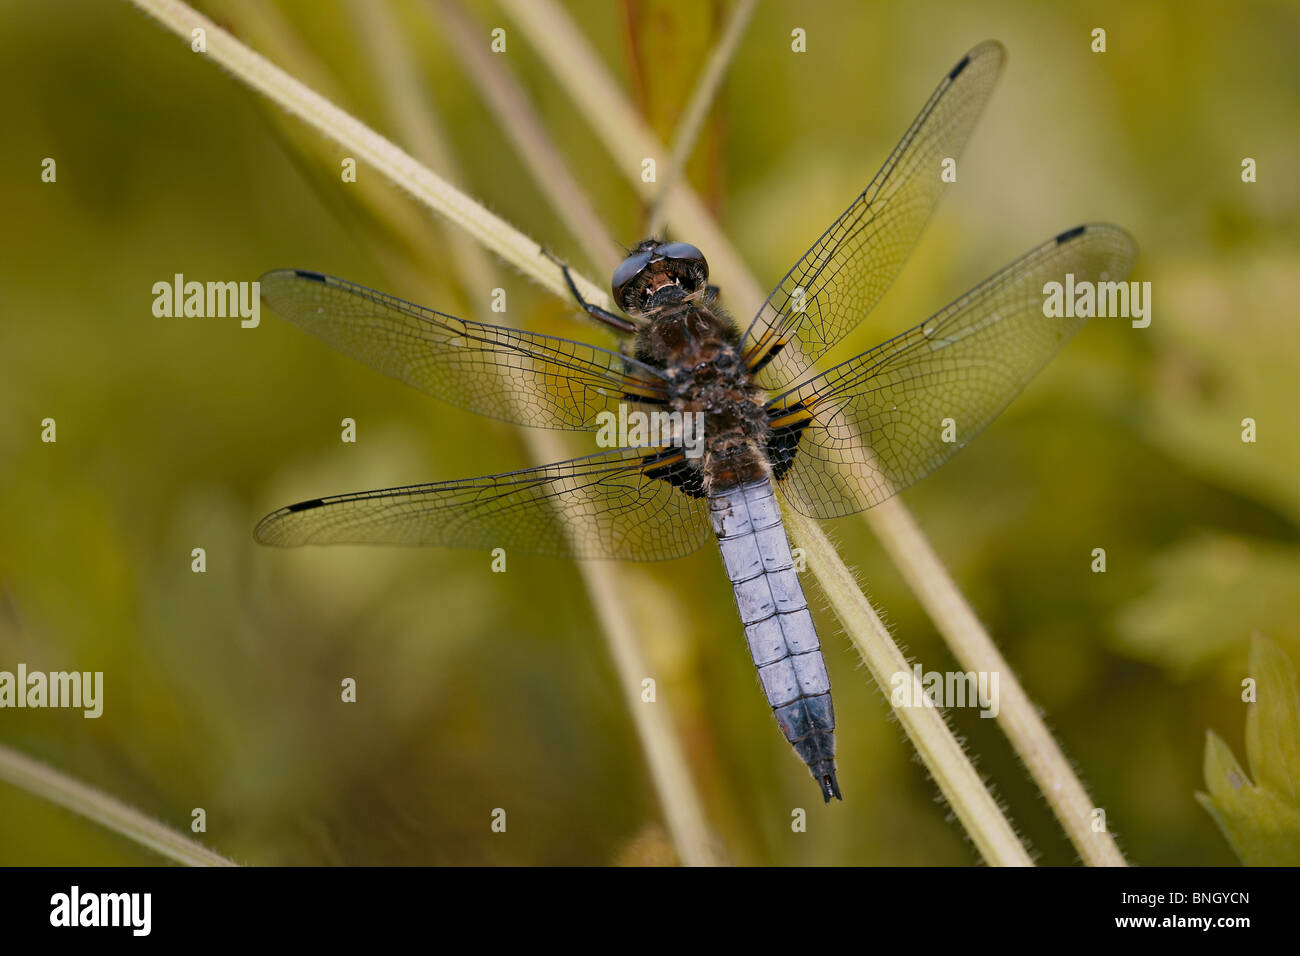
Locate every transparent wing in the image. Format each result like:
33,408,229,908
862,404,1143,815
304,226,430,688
258,270,668,430
767,224,1138,519
741,40,1005,389
254,446,710,561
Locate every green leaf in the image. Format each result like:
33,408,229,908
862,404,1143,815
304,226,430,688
1198,637,1300,864
1113,533,1300,676
1246,635,1300,801
1148,256,1300,526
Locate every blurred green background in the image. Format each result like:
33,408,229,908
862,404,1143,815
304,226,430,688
2,0,1298,865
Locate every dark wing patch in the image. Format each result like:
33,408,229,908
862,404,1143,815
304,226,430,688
765,403,814,482
642,449,707,499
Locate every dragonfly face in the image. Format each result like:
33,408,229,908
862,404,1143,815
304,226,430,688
255,40,1137,804
612,239,710,317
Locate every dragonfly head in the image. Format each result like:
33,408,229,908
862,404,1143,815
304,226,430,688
612,239,709,317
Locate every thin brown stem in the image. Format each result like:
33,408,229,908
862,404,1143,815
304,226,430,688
646,0,757,237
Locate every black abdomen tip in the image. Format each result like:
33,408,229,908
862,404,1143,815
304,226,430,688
814,762,842,803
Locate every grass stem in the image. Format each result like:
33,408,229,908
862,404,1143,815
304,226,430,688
0,743,236,866
783,510,1032,865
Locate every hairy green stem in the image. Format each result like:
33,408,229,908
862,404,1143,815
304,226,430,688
783,510,1032,865
0,743,236,866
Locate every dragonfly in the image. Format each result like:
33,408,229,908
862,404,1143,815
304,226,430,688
254,40,1136,803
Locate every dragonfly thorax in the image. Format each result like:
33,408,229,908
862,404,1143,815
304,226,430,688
642,310,770,492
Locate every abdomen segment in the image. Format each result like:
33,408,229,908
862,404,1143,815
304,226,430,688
708,478,841,802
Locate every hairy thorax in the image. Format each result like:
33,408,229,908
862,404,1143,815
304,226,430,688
636,295,771,493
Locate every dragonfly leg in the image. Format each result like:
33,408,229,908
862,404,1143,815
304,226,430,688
540,247,638,334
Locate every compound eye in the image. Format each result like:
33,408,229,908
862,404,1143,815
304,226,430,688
611,250,653,299
656,242,706,266
656,242,708,283
608,254,650,295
